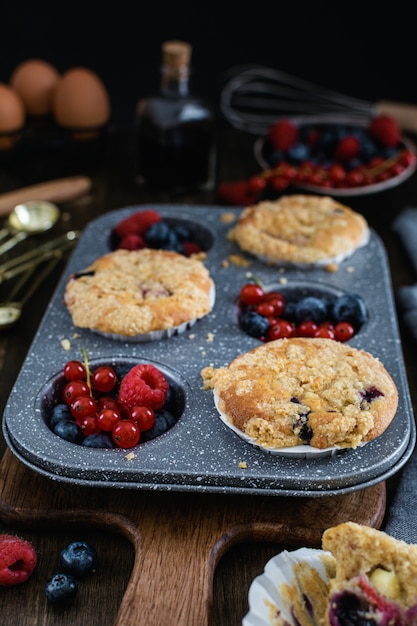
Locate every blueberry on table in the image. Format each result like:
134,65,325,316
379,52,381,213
45,573,78,606
59,541,97,578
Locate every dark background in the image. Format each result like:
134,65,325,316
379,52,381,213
1,1,416,130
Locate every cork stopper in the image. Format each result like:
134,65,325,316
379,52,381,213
162,40,192,69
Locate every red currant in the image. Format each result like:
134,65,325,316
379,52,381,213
264,292,285,316
78,415,101,436
91,365,117,393
97,408,121,431
256,301,275,317
96,396,125,416
130,406,156,431
314,326,335,339
112,420,141,448
63,360,87,381
334,321,355,342
239,283,265,306
248,175,267,193
62,380,91,405
70,396,97,419
267,319,294,340
297,320,318,337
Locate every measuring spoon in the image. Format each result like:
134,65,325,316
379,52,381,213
0,233,77,329
0,200,60,255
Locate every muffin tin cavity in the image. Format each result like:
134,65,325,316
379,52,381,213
38,357,187,448
109,213,215,255
2,205,415,496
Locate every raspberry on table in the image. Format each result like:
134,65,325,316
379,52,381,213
0,534,37,586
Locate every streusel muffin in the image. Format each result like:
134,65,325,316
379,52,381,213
204,337,398,450
228,194,370,266
64,248,215,337
322,522,417,625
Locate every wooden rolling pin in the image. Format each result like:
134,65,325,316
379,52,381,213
0,176,92,217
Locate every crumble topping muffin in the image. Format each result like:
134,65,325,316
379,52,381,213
228,194,370,266
64,248,215,337
322,522,417,625
206,337,398,450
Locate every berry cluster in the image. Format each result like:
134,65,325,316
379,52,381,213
238,282,367,342
50,358,179,449
217,115,416,205
45,541,97,607
112,208,202,256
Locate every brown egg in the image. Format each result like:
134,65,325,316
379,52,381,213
0,83,25,149
10,59,60,116
52,67,111,135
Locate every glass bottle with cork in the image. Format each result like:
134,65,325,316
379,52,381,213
135,40,217,193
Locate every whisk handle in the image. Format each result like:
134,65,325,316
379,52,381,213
376,100,417,135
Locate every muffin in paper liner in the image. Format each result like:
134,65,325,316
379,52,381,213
214,390,339,459
94,284,216,343
243,547,336,626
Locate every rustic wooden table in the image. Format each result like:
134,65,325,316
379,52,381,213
0,124,416,625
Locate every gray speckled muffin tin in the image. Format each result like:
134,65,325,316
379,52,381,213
3,205,415,496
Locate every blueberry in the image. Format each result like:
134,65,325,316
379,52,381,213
332,293,367,329
141,410,177,441
82,433,115,448
239,310,270,338
295,296,328,324
53,420,84,444
145,220,183,252
287,142,310,163
59,541,97,578
45,573,78,606
172,223,192,241
50,404,73,429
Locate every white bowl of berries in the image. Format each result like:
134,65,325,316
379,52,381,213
253,114,417,197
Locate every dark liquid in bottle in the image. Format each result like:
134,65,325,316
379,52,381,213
136,96,216,193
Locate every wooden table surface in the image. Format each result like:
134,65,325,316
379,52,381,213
0,123,416,625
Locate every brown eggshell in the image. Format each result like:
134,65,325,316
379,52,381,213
52,67,111,129
0,83,25,149
10,59,60,116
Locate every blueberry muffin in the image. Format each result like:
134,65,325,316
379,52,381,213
228,194,370,266
204,337,398,450
64,248,215,337
322,522,417,625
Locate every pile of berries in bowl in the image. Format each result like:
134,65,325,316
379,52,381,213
237,281,367,342
46,357,184,449
217,114,417,205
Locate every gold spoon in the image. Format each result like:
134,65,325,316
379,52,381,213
0,232,78,329
0,200,60,255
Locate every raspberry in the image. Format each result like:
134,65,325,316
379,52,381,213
216,180,259,206
334,136,361,162
118,233,146,250
113,209,162,239
369,115,400,147
0,534,37,586
267,119,298,151
118,364,169,411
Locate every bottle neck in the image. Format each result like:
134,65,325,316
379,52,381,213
160,64,190,97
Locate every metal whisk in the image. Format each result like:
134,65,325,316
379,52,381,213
219,65,417,135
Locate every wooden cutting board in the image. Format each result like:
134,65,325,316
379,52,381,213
0,448,386,626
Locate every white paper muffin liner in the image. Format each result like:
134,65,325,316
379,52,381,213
92,284,216,343
243,547,333,626
213,390,339,459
